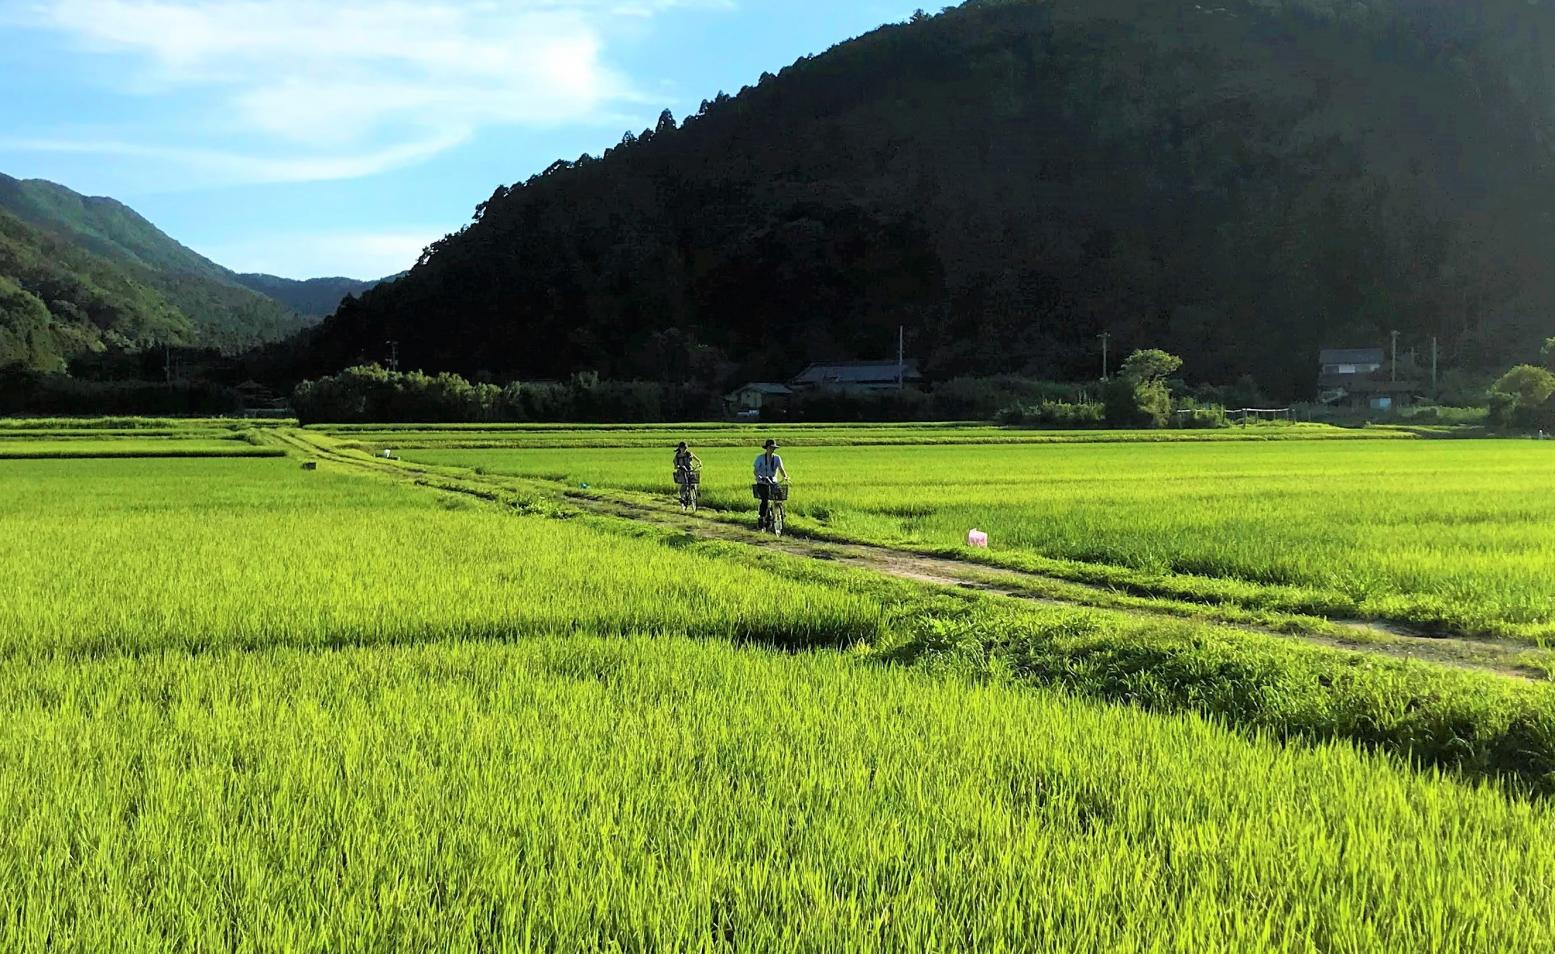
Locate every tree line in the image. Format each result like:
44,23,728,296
300,0,1555,400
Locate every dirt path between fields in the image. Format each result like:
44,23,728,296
274,429,1545,681
558,491,1544,679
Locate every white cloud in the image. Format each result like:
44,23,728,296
3,130,469,183
8,0,727,183
200,228,441,279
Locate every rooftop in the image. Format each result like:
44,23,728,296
1319,348,1385,364
729,382,794,396
790,360,922,387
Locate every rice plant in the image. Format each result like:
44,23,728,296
411,438,1555,641
2,636,1553,952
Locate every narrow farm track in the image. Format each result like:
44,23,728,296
271,429,1544,681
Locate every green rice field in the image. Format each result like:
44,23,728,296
400,436,1555,643
4,420,1555,951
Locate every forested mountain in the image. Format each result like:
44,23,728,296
233,273,391,319
0,175,239,282
0,209,190,371
308,0,1555,397
0,174,376,370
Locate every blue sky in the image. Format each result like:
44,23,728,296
0,0,924,279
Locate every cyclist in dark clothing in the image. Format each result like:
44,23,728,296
674,441,702,512
674,441,699,477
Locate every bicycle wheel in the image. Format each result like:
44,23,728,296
772,502,785,536
688,484,699,514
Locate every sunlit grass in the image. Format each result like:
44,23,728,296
5,426,1555,950
0,458,879,658
4,635,1554,951
409,439,1555,641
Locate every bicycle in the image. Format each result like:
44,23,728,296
674,461,701,513
753,478,789,535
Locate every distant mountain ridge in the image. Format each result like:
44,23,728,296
0,173,395,371
308,0,1555,397
0,175,236,283
234,273,395,318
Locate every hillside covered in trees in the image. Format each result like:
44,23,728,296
0,174,385,371
233,273,389,319
307,0,1555,398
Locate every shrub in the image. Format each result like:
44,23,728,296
1488,365,1555,431
292,366,721,425
1173,402,1228,429
0,370,240,416
1104,377,1173,428
996,401,1105,428
1399,405,1488,426
933,377,1086,420
1103,349,1184,428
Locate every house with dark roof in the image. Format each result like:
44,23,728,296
789,360,922,392
1319,348,1384,386
1317,347,1423,411
725,382,794,415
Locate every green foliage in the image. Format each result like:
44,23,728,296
891,607,1555,793
1489,365,1554,406
1119,348,1183,384
0,173,231,280
1172,401,1229,429
298,367,1124,426
5,425,1555,946
932,376,1089,420
0,275,64,372
1101,349,1185,427
996,400,1105,429
305,0,1555,396
0,369,242,417
6,633,1555,949
327,420,1391,449
0,174,313,360
1103,377,1171,428
0,208,190,352
1488,364,1555,430
232,273,389,318
292,365,720,426
419,435,1555,642
0,457,881,658
1398,405,1489,427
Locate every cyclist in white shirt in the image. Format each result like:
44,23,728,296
752,439,790,530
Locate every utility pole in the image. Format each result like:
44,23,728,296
1390,330,1400,384
386,340,400,373
1431,336,1439,392
897,325,905,392
1098,332,1112,381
